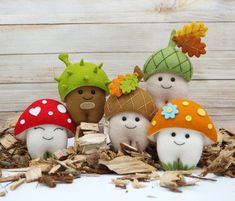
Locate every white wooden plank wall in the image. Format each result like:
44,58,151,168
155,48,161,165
0,0,234,129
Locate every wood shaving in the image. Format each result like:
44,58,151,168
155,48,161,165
160,171,198,193
26,167,42,182
132,178,145,189
10,178,26,190
199,128,235,177
99,156,156,174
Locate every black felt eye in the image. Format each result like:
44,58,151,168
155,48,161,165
135,117,140,122
185,134,190,139
122,116,127,121
171,132,176,137
91,90,96,95
158,77,163,81
171,77,175,82
78,90,83,94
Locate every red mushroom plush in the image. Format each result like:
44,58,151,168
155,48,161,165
14,99,76,158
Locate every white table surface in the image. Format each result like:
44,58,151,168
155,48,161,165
1,171,235,201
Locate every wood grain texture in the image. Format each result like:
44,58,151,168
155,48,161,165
0,51,235,83
0,0,234,24
0,23,235,55
0,0,234,129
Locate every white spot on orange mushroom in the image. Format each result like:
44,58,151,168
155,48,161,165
48,111,53,116
67,118,72,123
29,106,41,116
42,100,47,104
20,119,25,125
185,115,192,122
208,124,213,130
182,101,189,106
57,104,66,113
197,108,206,117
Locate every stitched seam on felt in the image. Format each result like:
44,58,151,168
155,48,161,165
160,49,169,69
154,50,176,70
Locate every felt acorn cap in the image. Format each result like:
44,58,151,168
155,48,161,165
104,66,157,121
147,99,217,143
143,30,193,81
105,88,157,121
55,53,110,101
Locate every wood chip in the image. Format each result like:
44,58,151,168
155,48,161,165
160,171,198,193
80,122,99,131
25,167,42,182
54,149,68,160
49,164,61,174
38,175,56,188
83,131,97,135
0,134,17,149
10,178,26,190
78,134,106,154
0,191,6,197
132,178,145,189
99,156,155,175
0,173,25,183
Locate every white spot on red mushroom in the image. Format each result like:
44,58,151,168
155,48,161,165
42,100,47,104
20,119,25,125
29,106,41,116
67,118,72,123
48,111,53,116
57,104,66,113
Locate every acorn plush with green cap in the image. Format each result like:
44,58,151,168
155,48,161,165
55,53,110,125
143,22,208,109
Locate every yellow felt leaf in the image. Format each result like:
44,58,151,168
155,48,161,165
174,22,208,38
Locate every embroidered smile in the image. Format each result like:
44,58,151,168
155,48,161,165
173,141,185,146
82,96,93,100
42,136,54,141
161,85,172,89
125,125,137,129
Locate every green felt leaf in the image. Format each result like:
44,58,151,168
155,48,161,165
120,73,138,94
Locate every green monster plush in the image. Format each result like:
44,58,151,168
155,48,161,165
55,53,110,126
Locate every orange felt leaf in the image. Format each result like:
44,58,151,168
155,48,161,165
109,75,125,97
172,35,206,58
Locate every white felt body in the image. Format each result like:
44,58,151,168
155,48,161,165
108,112,149,151
146,73,189,109
26,124,68,158
154,128,212,167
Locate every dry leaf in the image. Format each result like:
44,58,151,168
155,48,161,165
173,35,206,57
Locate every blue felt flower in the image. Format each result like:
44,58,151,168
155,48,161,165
161,103,179,119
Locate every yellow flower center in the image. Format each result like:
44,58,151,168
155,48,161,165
167,107,173,113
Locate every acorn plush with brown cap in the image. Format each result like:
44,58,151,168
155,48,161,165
104,67,157,151
147,99,217,170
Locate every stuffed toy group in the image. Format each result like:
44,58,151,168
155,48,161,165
14,22,218,170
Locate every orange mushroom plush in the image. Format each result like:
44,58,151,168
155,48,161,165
147,99,217,170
